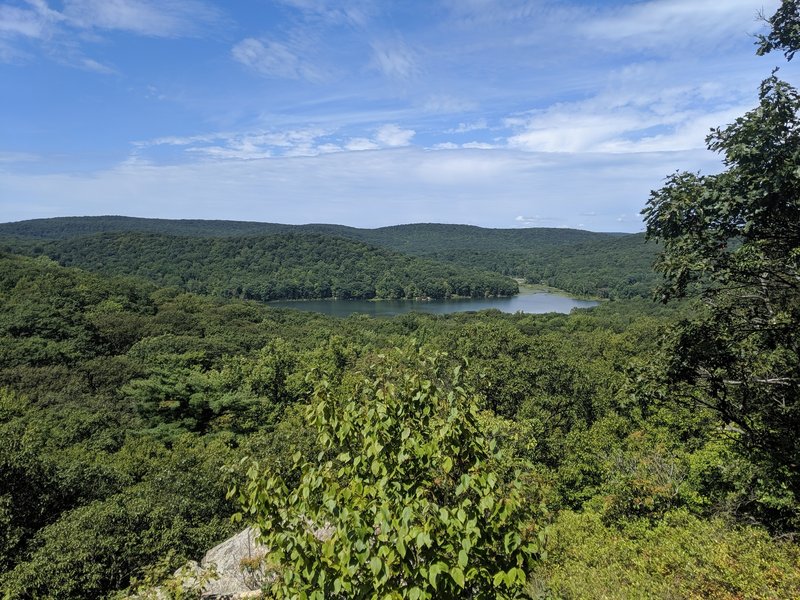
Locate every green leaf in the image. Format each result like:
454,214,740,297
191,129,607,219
442,456,453,473
504,569,516,587
493,571,505,587
429,563,441,589
370,555,382,577
458,549,468,568
450,566,465,588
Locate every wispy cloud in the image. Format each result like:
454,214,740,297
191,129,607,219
2,146,717,230
232,38,324,81
446,119,489,134
0,0,222,68
132,123,415,161
275,0,375,27
370,37,419,80
344,137,379,151
515,214,557,227
79,56,116,74
0,5,49,38
61,0,221,37
422,95,478,114
505,66,755,154
581,0,777,51
462,141,497,149
443,0,550,26
232,0,379,84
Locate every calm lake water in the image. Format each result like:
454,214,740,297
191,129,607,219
268,290,598,317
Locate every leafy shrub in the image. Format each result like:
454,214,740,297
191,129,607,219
232,348,545,599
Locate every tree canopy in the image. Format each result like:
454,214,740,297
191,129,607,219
643,0,800,528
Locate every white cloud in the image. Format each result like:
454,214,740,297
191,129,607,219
375,124,414,147
505,67,758,155
462,141,496,149
139,134,215,147
581,0,778,51
447,119,489,134
0,5,47,37
187,145,272,160
344,137,379,151
134,127,340,160
276,0,374,27
62,0,220,38
316,143,342,154
515,214,558,227
423,95,478,114
370,38,418,80
133,123,416,160
2,146,717,230
508,108,644,153
79,56,115,74
232,38,324,81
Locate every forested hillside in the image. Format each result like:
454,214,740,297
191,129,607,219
1,251,798,598
1,231,518,301
4,8,800,595
0,215,612,242
0,217,658,299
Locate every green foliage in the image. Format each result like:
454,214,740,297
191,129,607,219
0,436,237,599
536,508,800,600
0,217,658,299
233,349,544,599
5,231,518,301
642,73,800,529
757,0,800,60
0,253,156,367
1,244,797,599
122,550,218,600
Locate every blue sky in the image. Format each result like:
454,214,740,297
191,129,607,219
0,0,787,231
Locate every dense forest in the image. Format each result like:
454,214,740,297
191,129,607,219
0,231,518,301
1,248,797,599
0,217,658,300
2,4,800,598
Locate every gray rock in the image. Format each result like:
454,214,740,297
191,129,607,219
127,529,270,599
199,527,269,599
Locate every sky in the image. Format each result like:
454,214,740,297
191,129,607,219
0,0,789,231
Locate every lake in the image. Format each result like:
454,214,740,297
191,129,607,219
268,289,598,317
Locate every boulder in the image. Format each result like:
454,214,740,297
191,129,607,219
199,527,269,599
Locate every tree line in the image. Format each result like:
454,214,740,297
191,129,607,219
1,232,519,301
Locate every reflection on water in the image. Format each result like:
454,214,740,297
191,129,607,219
268,290,598,317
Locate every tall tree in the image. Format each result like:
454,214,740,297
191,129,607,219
642,1,800,528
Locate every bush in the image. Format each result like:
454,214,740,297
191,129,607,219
232,348,545,599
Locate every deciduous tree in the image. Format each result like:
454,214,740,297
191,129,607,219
642,1,800,527
232,348,544,599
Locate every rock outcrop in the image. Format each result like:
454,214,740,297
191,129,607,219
197,527,269,599
132,528,269,600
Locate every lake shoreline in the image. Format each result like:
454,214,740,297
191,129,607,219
267,288,599,317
